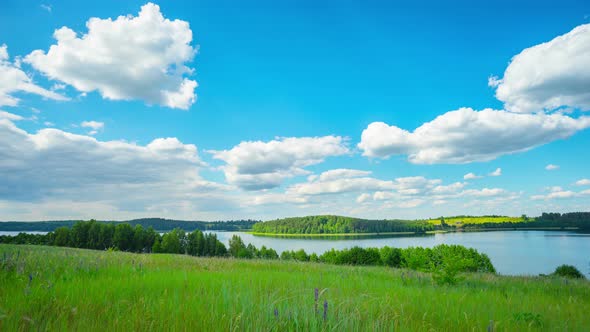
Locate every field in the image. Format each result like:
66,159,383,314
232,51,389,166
427,216,526,226
1,245,589,331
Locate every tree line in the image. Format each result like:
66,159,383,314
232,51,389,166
457,212,590,230
252,215,435,234
0,220,495,274
0,218,258,232
0,220,227,257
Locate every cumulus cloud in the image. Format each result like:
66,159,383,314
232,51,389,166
358,108,590,164
575,179,590,186
463,172,482,180
489,168,502,177
0,111,24,121
81,120,104,135
0,44,67,107
492,24,590,113
287,169,395,196
356,193,372,203
0,118,224,208
24,3,197,110
545,164,560,171
531,190,577,200
210,136,349,190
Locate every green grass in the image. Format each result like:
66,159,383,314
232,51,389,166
1,245,589,331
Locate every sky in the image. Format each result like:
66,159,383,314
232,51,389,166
1,0,590,221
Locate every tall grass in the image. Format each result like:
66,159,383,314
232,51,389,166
1,244,589,331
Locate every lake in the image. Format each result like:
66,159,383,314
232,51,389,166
2,230,588,277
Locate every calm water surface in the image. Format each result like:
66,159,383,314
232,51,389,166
2,230,588,277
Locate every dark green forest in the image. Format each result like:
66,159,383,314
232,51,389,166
252,215,434,234
0,218,258,232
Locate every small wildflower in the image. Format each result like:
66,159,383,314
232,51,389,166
323,300,328,321
274,308,279,319
314,288,319,314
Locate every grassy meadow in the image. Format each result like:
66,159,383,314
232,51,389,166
1,244,589,331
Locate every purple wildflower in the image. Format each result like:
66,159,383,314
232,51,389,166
314,288,319,314
323,300,328,321
274,308,279,319
28,273,33,283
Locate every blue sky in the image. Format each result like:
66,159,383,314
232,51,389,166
0,0,589,220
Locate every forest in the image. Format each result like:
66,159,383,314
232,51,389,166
251,212,590,234
251,215,435,234
0,218,258,232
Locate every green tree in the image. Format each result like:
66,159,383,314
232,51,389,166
113,223,134,251
229,235,246,258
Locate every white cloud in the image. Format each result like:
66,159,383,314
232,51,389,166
575,179,590,186
0,111,24,121
0,44,67,107
24,3,197,110
356,193,371,203
372,191,395,201
546,186,564,192
40,4,52,12
489,168,502,177
462,188,506,197
431,182,467,194
0,118,223,208
358,108,590,164
492,24,590,113
318,169,371,182
81,120,104,135
545,164,560,171
463,172,482,180
531,190,577,200
398,199,425,209
287,169,394,196
210,136,349,190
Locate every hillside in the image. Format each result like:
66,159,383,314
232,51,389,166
252,215,434,234
0,245,588,331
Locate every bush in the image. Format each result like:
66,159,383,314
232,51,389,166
553,265,585,279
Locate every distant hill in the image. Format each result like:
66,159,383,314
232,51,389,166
251,212,590,235
0,218,258,232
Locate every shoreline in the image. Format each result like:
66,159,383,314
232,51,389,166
248,227,583,238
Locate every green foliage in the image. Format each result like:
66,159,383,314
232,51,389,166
513,312,543,327
553,264,585,279
432,258,467,285
252,215,434,234
315,244,495,274
113,223,135,251
380,246,402,267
